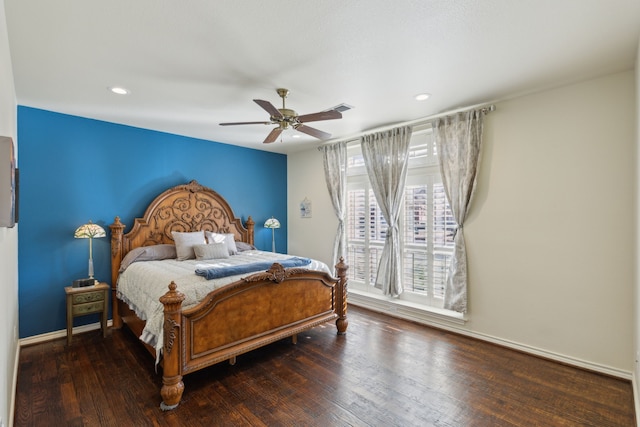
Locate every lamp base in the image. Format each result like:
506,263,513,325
271,228,276,253
88,256,94,279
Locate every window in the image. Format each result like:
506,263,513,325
346,125,455,309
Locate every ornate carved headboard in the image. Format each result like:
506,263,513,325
109,180,255,288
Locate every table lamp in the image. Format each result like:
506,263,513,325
74,220,106,279
264,217,280,252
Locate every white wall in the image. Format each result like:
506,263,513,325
466,70,634,372
289,70,636,374
287,148,337,268
0,1,18,426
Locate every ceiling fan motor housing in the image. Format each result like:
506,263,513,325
275,108,298,129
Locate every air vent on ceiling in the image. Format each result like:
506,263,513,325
325,103,354,113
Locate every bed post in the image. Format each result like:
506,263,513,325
109,217,125,329
159,282,186,411
245,215,255,246
335,257,348,335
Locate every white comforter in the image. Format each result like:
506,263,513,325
116,250,331,359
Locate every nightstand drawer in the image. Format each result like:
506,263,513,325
72,291,104,305
72,300,105,316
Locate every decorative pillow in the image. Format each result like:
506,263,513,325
193,242,230,260
119,244,177,272
223,233,238,255
171,231,206,260
119,247,147,273
142,244,177,260
205,230,225,244
235,241,256,252
205,231,238,255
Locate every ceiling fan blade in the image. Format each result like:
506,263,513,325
219,121,272,126
295,124,332,140
297,110,342,123
254,99,283,119
263,127,283,144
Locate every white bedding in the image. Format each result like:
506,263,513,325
116,249,331,359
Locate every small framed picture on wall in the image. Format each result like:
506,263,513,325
300,198,312,218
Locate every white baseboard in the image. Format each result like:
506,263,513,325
349,291,632,380
633,372,640,427
19,320,113,347
9,339,19,427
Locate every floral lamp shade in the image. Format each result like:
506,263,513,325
264,217,280,252
74,220,106,279
264,217,280,229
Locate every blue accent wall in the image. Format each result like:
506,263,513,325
17,106,287,338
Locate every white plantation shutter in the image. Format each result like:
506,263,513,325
347,188,366,283
347,185,385,288
369,190,387,243
403,184,428,293
400,181,454,305
432,182,455,300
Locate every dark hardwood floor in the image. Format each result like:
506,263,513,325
15,306,635,426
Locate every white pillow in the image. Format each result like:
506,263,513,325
205,230,225,244
193,242,230,260
205,231,238,255
171,231,206,260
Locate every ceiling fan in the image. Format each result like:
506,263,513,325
220,88,344,144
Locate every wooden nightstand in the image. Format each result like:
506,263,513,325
65,282,110,345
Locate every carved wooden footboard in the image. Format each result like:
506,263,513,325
159,259,348,410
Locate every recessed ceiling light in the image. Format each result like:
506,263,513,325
415,93,431,101
292,134,301,138
109,86,130,95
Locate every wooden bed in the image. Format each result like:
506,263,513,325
109,180,348,410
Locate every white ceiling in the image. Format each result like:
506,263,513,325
5,0,640,154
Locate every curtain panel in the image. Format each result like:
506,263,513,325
434,110,484,313
361,125,412,297
319,141,348,268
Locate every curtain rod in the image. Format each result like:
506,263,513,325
321,102,496,146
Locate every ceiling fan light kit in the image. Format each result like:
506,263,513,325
220,88,346,144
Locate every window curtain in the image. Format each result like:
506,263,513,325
434,110,484,313
319,141,347,268
361,125,412,297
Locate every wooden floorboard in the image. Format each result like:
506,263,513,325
14,306,635,426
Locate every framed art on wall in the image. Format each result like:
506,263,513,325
300,197,312,218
